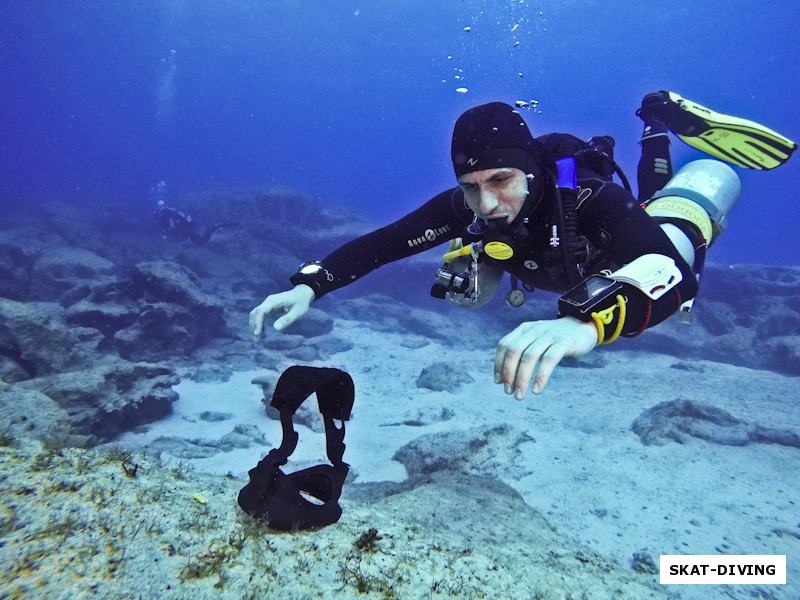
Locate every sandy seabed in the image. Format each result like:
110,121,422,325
2,317,798,599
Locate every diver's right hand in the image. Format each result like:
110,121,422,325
249,284,315,339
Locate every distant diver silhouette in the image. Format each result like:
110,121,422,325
154,200,222,244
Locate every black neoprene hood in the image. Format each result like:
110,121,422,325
451,102,545,178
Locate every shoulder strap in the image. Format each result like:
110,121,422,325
270,366,355,468
537,133,631,193
271,366,354,419
537,132,591,160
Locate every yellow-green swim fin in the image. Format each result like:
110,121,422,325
637,90,797,170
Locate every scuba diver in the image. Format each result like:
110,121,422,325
154,200,223,245
249,91,796,400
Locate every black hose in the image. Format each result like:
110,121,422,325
549,169,581,287
612,159,633,193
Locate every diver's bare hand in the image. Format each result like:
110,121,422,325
249,284,315,339
494,317,598,399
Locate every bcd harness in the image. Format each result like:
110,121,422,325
431,134,683,344
238,366,354,531
432,134,630,307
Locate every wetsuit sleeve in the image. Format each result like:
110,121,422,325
578,182,698,335
291,188,473,299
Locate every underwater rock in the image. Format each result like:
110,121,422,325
624,263,800,376
383,406,455,427
0,231,46,300
332,295,455,342
561,353,610,369
254,313,349,363
312,334,354,356
60,277,139,324
52,260,239,363
180,362,233,383
669,361,706,373
220,423,269,449
147,436,223,459
343,471,671,598
147,424,269,459
702,263,800,311
128,261,214,307
129,262,224,332
631,551,659,574
182,411,234,423
17,362,180,442
30,247,115,301
109,261,225,361
63,279,140,335
260,332,325,362
283,345,320,362
255,333,349,364
0,445,671,600
416,361,474,392
114,303,202,361
59,264,233,363
0,386,89,450
0,355,29,383
632,400,751,446
0,298,99,380
261,333,306,352
760,335,800,375
632,399,800,448
399,335,429,349
279,307,333,337
393,424,536,480
251,374,274,400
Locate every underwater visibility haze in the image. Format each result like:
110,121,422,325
2,0,799,264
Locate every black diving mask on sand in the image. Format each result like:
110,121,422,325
238,366,355,531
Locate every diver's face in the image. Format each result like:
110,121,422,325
457,167,528,224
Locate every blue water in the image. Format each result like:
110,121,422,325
2,0,798,265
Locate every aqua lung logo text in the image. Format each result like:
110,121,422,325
467,158,479,166
407,225,451,247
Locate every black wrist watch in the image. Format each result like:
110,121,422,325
289,261,333,298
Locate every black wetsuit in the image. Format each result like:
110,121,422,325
296,133,698,338
155,206,220,245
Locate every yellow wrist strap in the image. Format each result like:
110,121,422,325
590,294,627,345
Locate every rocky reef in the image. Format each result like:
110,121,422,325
1,188,798,449
0,188,368,447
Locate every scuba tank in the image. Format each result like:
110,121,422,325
644,159,741,249
642,159,742,322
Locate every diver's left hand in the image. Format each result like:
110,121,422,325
494,316,598,399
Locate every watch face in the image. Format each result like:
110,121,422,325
506,289,526,307
299,263,323,275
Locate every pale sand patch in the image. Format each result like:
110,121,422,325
116,317,800,599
